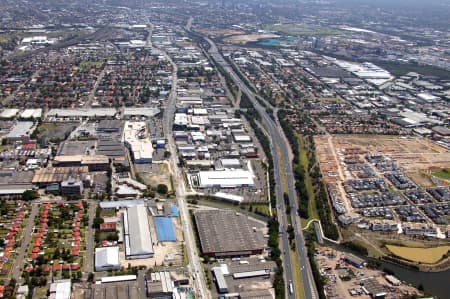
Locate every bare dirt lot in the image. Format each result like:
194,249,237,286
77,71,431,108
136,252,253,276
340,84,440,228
314,135,450,187
386,245,450,264
136,163,172,192
223,34,280,44
195,28,244,37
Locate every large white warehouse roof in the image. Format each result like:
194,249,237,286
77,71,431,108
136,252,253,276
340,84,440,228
95,246,120,271
197,170,254,188
123,121,153,163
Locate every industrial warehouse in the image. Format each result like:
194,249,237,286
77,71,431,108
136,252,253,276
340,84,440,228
95,246,120,272
123,121,154,164
194,210,264,257
124,205,154,259
211,259,277,295
195,170,255,189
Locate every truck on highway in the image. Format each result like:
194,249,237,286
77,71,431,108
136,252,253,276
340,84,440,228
289,280,293,294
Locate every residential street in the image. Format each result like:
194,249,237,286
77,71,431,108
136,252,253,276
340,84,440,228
10,203,39,284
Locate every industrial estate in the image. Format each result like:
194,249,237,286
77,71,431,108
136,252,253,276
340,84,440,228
0,1,449,299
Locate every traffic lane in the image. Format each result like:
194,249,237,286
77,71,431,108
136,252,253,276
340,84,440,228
210,42,306,299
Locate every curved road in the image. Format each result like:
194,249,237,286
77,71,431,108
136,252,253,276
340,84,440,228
204,37,319,299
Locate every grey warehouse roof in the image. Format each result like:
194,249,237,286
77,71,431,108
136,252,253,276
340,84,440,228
5,121,34,138
47,108,117,118
100,199,144,209
123,107,161,117
124,205,154,258
194,210,264,255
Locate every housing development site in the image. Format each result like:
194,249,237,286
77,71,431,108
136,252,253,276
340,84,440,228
315,135,450,237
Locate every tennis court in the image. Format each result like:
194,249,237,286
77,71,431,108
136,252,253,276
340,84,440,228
154,216,176,241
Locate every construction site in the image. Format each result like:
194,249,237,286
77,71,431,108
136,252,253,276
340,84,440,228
314,135,450,269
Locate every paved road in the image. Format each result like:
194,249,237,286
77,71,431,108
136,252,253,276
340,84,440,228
84,67,106,108
84,201,97,275
145,20,153,48
159,39,210,299
186,17,194,31
204,37,319,299
11,203,39,283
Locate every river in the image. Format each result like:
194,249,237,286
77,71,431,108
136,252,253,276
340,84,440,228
255,36,298,47
380,260,450,299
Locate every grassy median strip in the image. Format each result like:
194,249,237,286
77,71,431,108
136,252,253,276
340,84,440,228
290,248,305,298
297,136,319,224
277,144,289,194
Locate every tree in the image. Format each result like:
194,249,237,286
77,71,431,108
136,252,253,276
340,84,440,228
156,184,168,195
53,248,61,259
22,190,39,201
93,217,104,229
106,232,119,242
87,272,94,282
143,189,155,198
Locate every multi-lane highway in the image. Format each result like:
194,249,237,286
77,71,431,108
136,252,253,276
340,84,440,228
204,37,319,299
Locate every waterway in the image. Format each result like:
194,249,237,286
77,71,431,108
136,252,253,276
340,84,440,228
380,260,450,299
255,36,298,47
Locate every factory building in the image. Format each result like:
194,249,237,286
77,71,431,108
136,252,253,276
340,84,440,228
123,121,153,164
53,155,109,171
4,121,34,141
95,246,120,272
196,170,254,188
361,278,388,299
20,109,42,119
96,139,128,166
147,271,174,298
96,120,123,133
344,253,367,268
49,280,71,299
60,178,84,195
194,210,264,257
32,167,89,187
212,267,228,294
46,108,117,120
123,205,154,259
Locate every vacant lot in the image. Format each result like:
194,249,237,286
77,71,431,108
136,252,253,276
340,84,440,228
33,122,77,143
223,34,280,44
195,28,244,37
432,168,450,180
136,163,172,192
264,23,343,36
314,135,450,186
386,245,450,264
